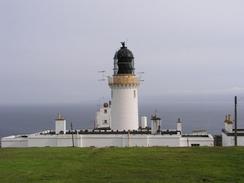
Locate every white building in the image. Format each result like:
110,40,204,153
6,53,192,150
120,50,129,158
109,42,139,131
176,118,182,132
139,116,148,129
95,102,111,129
55,113,66,134
0,43,214,148
151,114,161,135
1,113,214,148
222,114,244,146
1,131,214,148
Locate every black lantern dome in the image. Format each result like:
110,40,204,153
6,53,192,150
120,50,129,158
114,42,135,75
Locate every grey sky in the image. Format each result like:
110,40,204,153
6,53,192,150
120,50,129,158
0,0,244,104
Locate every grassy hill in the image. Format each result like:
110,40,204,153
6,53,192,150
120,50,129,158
0,147,243,183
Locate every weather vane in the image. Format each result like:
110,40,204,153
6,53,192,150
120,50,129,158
121,41,125,47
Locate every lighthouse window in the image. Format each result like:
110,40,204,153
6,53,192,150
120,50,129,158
104,109,107,113
104,120,107,124
134,90,136,98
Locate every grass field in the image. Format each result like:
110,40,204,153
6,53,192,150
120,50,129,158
0,147,243,183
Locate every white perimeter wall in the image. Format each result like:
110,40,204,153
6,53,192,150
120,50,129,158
148,135,180,147
1,134,214,148
81,134,181,147
180,136,214,147
27,134,80,147
1,136,28,148
222,133,244,146
111,86,139,131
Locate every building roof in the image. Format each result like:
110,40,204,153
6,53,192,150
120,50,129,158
222,129,244,136
114,42,135,75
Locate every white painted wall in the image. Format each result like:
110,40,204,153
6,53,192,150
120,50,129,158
176,122,182,133
28,134,81,147
222,133,244,146
80,134,180,147
224,123,233,133
148,135,180,147
96,106,111,129
110,86,139,131
57,135,80,147
81,135,123,147
1,133,214,148
180,135,214,147
237,136,244,146
222,133,233,146
151,119,160,134
140,116,147,128
28,135,57,147
55,120,66,134
128,135,148,147
1,136,28,148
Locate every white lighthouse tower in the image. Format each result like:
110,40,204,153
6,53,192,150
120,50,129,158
108,42,140,131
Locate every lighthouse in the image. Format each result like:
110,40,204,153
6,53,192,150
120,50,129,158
108,42,140,131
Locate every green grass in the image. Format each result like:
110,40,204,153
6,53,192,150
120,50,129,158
0,147,243,183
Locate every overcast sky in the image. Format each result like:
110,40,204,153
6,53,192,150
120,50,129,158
0,0,244,104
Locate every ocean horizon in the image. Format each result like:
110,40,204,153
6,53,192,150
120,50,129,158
1,99,243,138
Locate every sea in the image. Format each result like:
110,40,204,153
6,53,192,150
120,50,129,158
0,101,243,138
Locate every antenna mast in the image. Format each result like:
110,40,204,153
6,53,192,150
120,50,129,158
71,122,74,147
234,96,237,146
